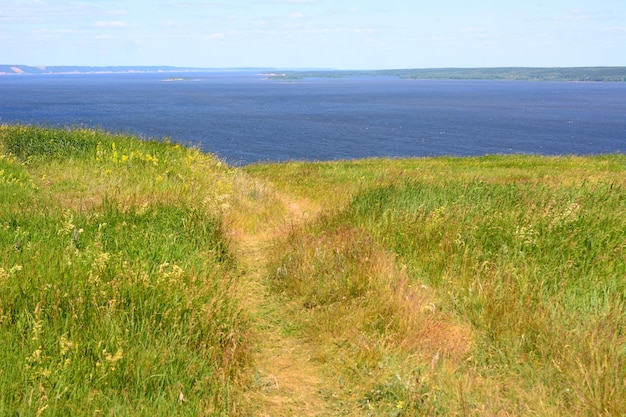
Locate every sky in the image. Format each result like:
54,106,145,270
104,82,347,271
0,0,624,69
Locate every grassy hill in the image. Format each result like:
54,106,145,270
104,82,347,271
0,126,252,415
1,125,625,416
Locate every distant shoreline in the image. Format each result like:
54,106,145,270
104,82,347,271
0,65,271,76
262,67,626,82
1,65,625,82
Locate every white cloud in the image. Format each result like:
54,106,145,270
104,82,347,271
288,12,305,19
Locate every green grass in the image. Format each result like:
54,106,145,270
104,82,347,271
348,179,625,414
254,155,626,415
3,124,625,416
0,125,248,416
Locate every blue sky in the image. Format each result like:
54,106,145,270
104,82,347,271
1,0,624,69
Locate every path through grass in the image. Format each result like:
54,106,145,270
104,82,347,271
246,155,626,416
2,125,624,416
226,192,338,415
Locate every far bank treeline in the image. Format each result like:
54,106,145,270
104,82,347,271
265,67,626,82
2,65,624,82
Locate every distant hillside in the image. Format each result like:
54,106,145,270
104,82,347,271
0,65,272,75
265,67,626,82
3,65,624,82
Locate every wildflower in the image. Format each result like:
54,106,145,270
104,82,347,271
95,141,104,162
103,348,123,363
111,142,119,163
137,202,150,216
171,264,184,278
59,335,75,356
57,210,75,236
144,153,159,166
32,319,43,341
514,225,537,245
10,264,23,274
28,348,43,364
550,202,582,229
91,252,111,273
157,262,170,275
563,202,581,219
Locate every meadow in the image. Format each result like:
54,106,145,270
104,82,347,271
0,125,250,416
246,155,626,416
1,125,624,416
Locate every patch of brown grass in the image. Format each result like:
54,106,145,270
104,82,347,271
268,222,475,412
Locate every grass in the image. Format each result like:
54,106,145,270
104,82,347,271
0,125,249,416
2,124,625,416
248,155,626,415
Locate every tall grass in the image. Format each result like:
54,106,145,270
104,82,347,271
0,125,248,416
264,155,626,415
4,124,624,415
350,178,625,414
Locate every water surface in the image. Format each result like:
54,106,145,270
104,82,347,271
1,72,624,164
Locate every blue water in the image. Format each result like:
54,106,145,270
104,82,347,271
1,72,624,165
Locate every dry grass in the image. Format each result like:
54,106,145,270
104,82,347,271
0,126,249,416
226,178,335,416
250,154,626,415
4,125,624,415
267,219,477,414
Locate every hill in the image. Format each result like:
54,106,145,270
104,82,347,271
0,65,272,75
1,125,625,415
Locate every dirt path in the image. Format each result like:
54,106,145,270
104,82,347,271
229,194,334,416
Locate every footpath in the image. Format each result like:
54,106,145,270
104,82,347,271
228,195,337,416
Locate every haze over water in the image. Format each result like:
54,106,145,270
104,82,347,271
1,72,624,165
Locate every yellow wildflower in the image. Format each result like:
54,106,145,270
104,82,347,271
103,348,123,363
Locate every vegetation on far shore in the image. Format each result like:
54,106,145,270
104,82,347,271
265,66,626,82
1,125,625,416
2,65,625,82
